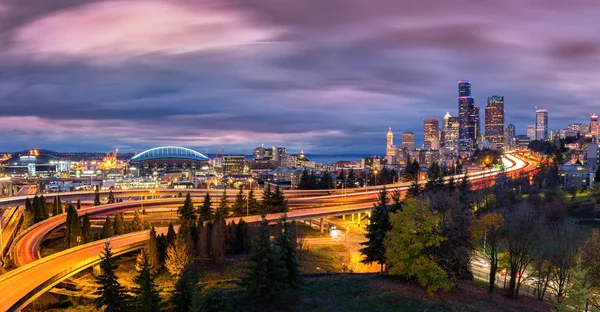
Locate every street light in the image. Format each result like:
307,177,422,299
373,169,378,186
246,178,254,217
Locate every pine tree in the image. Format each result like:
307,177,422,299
247,188,259,215
23,197,35,227
446,176,456,193
132,210,144,232
297,169,311,190
82,213,94,243
347,169,357,188
232,188,245,216
211,218,227,265
100,216,115,239
170,264,201,312
54,195,63,215
65,204,83,248
272,185,288,213
390,189,402,213
132,249,161,312
33,195,44,223
167,222,176,246
217,188,229,218
198,192,213,220
94,188,101,206
360,187,391,274
261,185,274,214
459,174,471,205
595,166,600,183
40,195,49,220
94,241,129,312
77,199,81,210
274,216,301,288
178,193,196,221
407,180,420,198
147,226,160,269
107,190,116,204
240,215,287,304
114,212,125,235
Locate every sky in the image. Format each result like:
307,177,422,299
0,0,599,154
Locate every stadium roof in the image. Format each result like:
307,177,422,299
130,146,209,162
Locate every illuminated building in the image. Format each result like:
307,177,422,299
423,118,440,149
1,149,69,177
535,108,548,140
401,132,415,150
484,96,505,148
505,124,516,150
527,125,536,141
442,114,460,154
590,114,599,137
385,128,397,164
222,155,246,174
458,80,477,153
129,146,210,175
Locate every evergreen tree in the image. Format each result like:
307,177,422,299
170,264,201,312
261,184,274,214
100,216,115,239
166,222,177,246
240,215,287,304
446,176,456,193
231,188,245,216
66,204,83,248
360,187,391,274
318,170,333,189
40,195,49,220
94,241,129,312
235,219,249,254
113,212,125,235
390,189,402,213
247,188,259,215
198,192,213,220
132,249,161,312
274,216,301,288
595,166,600,183
94,188,101,206
107,190,116,204
347,169,357,188
82,213,94,243
337,170,346,188
217,188,229,218
132,210,144,232
406,180,420,198
272,185,288,213
54,195,63,215
147,226,160,270
458,174,471,205
297,169,311,190
77,199,81,210
178,193,196,221
23,197,35,227
33,195,44,223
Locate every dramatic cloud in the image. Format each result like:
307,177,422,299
0,0,599,154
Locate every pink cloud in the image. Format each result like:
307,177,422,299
10,0,279,60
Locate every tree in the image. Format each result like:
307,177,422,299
217,188,229,218
107,190,116,204
548,221,581,303
504,203,540,298
406,180,420,198
595,166,600,183
198,192,213,220
40,195,49,220
166,222,176,246
77,199,81,210
580,229,600,287
360,187,391,274
261,184,274,214
424,163,444,193
132,249,161,312
170,264,201,312
132,210,144,232
33,195,45,223
23,197,35,227
240,215,287,304
66,204,82,248
347,169,357,188
274,216,301,288
232,188,246,216
458,174,471,206
297,169,312,190
94,241,129,312
390,189,402,213
179,193,196,221
211,218,227,265
472,212,505,293
54,195,63,215
566,261,593,312
81,213,94,243
94,188,101,206
385,198,450,293
100,216,115,239
147,226,160,269
113,212,125,235
272,185,288,213
247,188,259,215
165,237,192,276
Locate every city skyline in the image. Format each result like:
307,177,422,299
1,1,600,153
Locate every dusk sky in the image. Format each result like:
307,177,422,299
0,0,598,154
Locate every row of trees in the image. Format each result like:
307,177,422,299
93,214,301,311
23,195,82,228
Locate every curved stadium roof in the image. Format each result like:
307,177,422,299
130,146,209,162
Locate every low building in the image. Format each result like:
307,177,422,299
559,162,596,188
272,168,303,188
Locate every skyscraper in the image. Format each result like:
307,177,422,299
386,128,397,164
401,132,415,150
458,80,477,153
387,127,393,148
527,125,536,141
423,118,440,149
473,105,481,144
535,108,548,140
506,124,516,150
590,113,599,137
442,115,460,154
485,96,505,148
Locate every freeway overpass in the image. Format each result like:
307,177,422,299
0,153,535,311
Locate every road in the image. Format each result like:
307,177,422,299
0,153,534,311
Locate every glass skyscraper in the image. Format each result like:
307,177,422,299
485,96,505,148
535,108,548,140
458,80,478,153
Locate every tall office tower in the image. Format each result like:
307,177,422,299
387,128,394,148
443,112,452,131
485,96,505,148
423,118,440,149
527,125,536,141
473,105,481,143
535,108,549,140
442,116,460,153
385,128,396,164
590,113,599,137
506,124,516,150
401,132,415,150
458,80,477,153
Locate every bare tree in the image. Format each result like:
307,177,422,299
548,221,581,303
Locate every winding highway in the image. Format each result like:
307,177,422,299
0,153,536,311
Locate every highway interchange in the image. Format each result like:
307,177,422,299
0,153,536,311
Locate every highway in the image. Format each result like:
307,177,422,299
0,153,536,311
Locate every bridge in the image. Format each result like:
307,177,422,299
0,153,537,311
